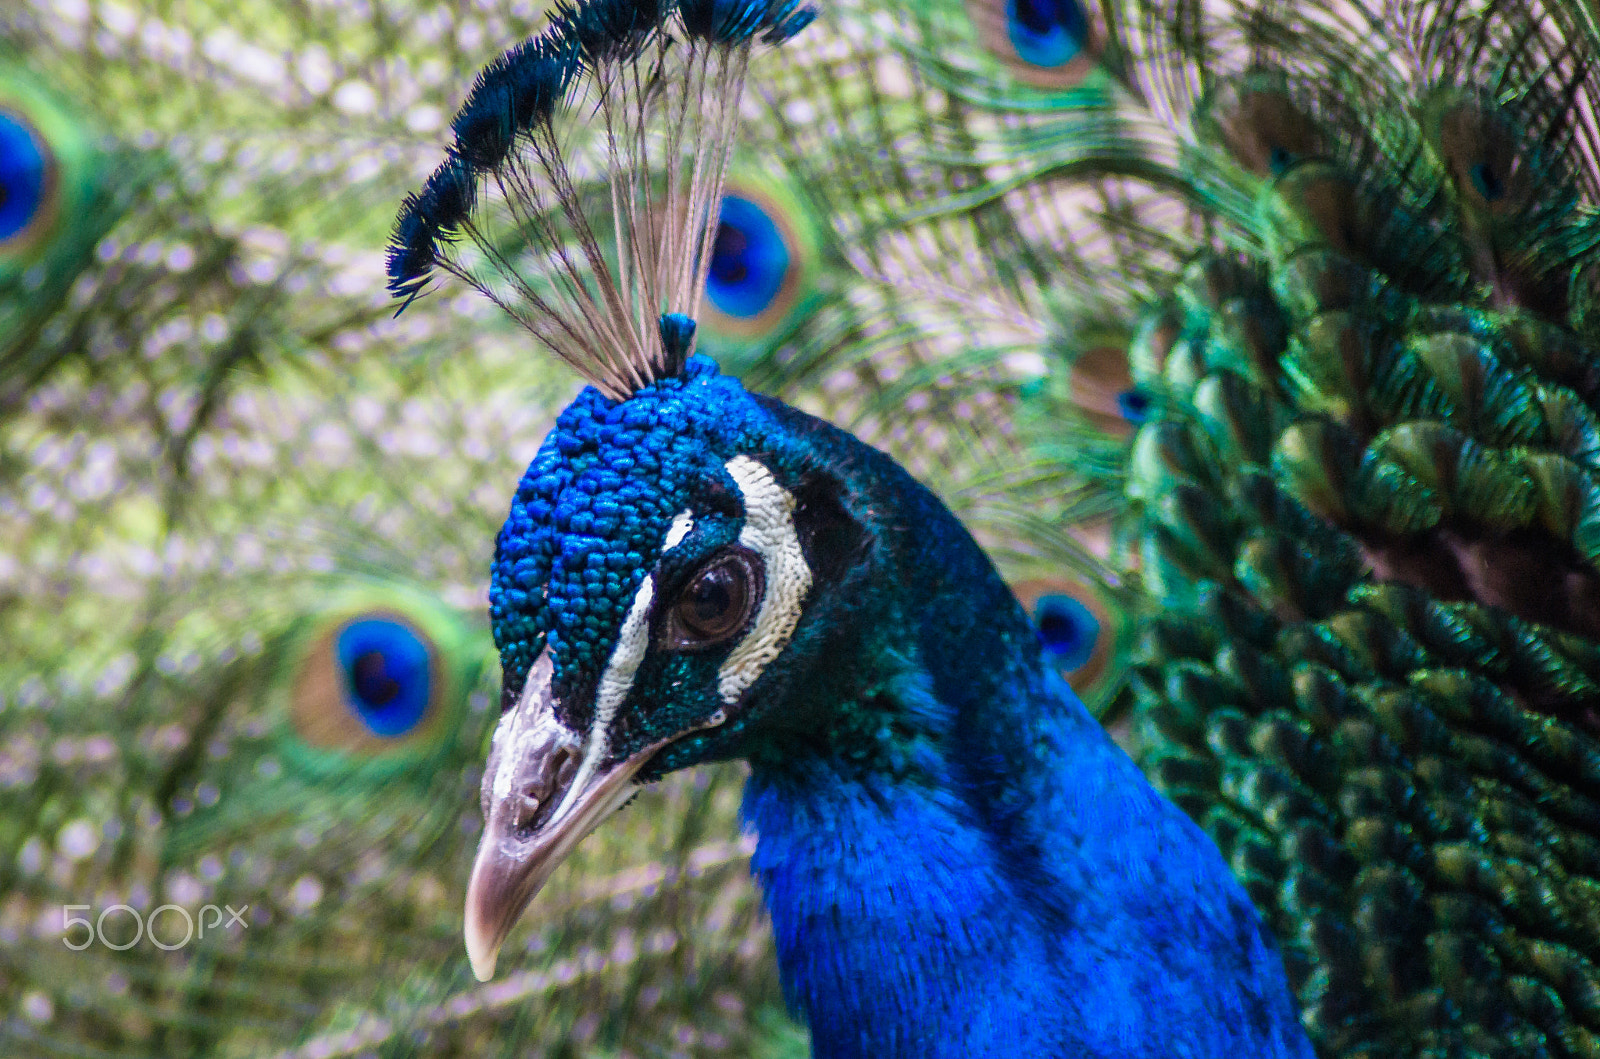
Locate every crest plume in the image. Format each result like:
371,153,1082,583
387,0,815,400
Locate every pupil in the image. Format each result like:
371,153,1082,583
1017,0,1062,34
352,650,402,706
711,223,749,284
691,571,733,623
1470,161,1504,201
1117,389,1150,423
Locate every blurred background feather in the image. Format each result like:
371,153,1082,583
0,1,803,1055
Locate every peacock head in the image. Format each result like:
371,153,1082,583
467,351,888,977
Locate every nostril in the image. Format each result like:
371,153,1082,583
555,746,578,788
514,792,542,830
513,744,580,834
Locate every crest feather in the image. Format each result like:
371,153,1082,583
386,0,816,400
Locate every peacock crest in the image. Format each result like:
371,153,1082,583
387,0,815,400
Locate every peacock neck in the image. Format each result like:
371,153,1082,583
736,409,1313,1058
742,737,1069,1058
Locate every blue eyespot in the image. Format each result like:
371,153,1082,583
0,109,49,245
1034,594,1099,672
1469,161,1505,202
1117,388,1151,424
707,194,791,320
1006,0,1087,70
336,618,433,738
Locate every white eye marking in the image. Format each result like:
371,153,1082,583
663,509,694,552
719,455,812,704
554,574,655,821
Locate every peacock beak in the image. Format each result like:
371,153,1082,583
464,647,664,981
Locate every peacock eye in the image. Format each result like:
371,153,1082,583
0,108,52,247
705,195,791,321
665,548,764,649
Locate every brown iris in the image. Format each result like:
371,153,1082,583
664,548,763,649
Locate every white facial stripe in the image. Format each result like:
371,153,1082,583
719,455,813,704
554,574,655,821
663,509,694,552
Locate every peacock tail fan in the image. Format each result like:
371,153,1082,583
1,0,562,473
795,0,1600,1053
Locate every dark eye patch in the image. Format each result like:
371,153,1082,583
792,472,867,585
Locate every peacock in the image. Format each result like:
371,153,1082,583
384,0,1315,1054
11,0,1600,1054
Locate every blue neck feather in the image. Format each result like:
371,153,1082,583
738,410,1314,1058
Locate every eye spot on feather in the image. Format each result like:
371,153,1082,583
0,107,56,250
704,193,800,334
1013,577,1125,707
1033,594,1099,672
1117,388,1151,424
288,602,467,763
1006,0,1087,69
335,618,433,737
1068,344,1140,435
1469,162,1504,202
966,0,1099,88
1430,101,1521,214
1197,79,1323,180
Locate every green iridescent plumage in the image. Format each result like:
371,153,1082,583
0,62,134,415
